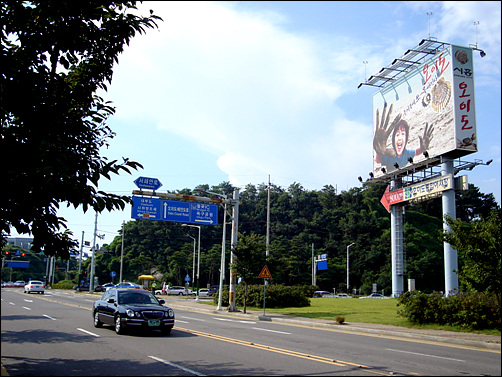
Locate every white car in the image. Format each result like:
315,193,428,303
166,286,194,296
24,280,45,294
360,293,385,299
335,293,352,298
198,288,211,297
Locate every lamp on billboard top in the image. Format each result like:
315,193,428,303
372,44,477,178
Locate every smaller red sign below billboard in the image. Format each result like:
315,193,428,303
380,186,404,212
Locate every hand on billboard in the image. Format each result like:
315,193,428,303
373,103,401,158
419,122,434,153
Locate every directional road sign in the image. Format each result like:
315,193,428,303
134,176,163,191
131,196,218,225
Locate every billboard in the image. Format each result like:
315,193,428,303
372,44,477,178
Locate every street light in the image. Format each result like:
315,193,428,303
186,233,196,292
194,188,229,311
347,243,355,295
181,224,201,301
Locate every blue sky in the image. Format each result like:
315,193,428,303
10,1,501,248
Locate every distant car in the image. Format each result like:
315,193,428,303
14,280,26,287
360,293,385,299
313,291,331,297
198,288,211,297
208,285,219,296
166,286,194,296
335,293,352,298
24,280,45,294
114,282,141,289
74,283,90,292
92,288,175,335
95,282,115,292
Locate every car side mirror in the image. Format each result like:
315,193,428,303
107,298,115,303
159,299,165,305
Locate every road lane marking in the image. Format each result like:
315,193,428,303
77,328,100,337
179,316,206,321
43,314,57,320
24,299,33,302
386,348,466,362
22,306,32,310
175,327,398,375
252,327,291,335
213,317,256,324
148,356,205,376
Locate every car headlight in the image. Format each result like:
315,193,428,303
166,309,174,318
126,309,135,318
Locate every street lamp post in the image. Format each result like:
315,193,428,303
182,224,201,301
186,233,196,292
194,188,230,311
347,243,355,295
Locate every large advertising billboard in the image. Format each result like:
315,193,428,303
372,45,477,178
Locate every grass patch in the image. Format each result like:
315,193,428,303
196,297,500,336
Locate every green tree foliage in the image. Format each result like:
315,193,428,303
1,1,161,258
442,210,501,305
231,233,267,313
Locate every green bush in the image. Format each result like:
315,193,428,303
51,283,75,290
214,284,311,308
397,290,501,330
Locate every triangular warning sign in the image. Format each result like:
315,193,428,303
258,265,272,279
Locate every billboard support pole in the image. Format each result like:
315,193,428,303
390,178,405,297
442,159,459,296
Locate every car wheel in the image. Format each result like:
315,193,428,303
93,311,103,328
179,292,183,296
41,291,44,294
115,316,125,335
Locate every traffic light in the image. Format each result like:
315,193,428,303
21,252,25,257
4,251,9,255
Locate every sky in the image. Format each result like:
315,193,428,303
9,1,501,250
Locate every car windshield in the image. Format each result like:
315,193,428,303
118,291,158,305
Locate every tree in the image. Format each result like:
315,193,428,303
1,1,162,258
442,210,501,305
231,233,266,313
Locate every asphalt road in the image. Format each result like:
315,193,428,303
1,289,500,376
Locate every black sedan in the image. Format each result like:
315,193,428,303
92,288,175,335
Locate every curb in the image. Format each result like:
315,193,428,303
168,302,501,351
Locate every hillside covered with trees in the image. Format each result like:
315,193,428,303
83,181,498,296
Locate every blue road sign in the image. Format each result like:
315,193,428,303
131,196,162,220
134,176,163,191
110,271,117,277
317,260,328,271
131,196,218,225
185,274,191,282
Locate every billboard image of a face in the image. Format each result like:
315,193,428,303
372,45,477,177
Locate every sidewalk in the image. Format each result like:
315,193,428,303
165,297,501,351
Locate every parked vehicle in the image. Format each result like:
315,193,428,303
92,288,175,335
114,282,141,289
166,286,194,296
14,280,26,287
95,282,115,292
335,293,352,298
24,280,45,294
360,293,385,299
74,283,90,292
313,291,331,297
208,285,219,296
198,288,211,297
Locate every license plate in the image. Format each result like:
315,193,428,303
148,320,160,327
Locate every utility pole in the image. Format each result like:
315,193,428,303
89,211,98,292
265,175,271,286
119,221,125,283
228,189,240,312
